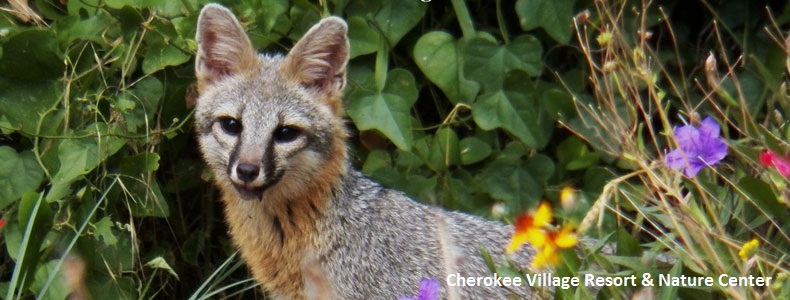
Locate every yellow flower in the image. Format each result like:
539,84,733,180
560,186,577,210
530,225,578,270
738,238,759,261
507,202,552,254
596,32,613,46
507,202,579,269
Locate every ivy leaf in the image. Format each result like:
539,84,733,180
413,31,479,104
464,35,543,91
125,178,170,218
31,260,71,300
0,147,44,210
424,127,460,172
119,77,163,132
471,72,553,148
345,0,426,51
93,217,119,246
142,38,190,74
0,78,61,135
515,0,576,44
0,29,62,81
55,14,114,44
459,137,492,165
347,16,379,58
479,158,542,213
47,127,126,202
346,69,418,150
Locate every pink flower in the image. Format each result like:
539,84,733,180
760,150,790,177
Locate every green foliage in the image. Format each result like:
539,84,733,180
1,0,789,299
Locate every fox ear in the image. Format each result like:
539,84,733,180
281,17,349,102
195,4,257,92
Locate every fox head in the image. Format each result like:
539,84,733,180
194,4,350,203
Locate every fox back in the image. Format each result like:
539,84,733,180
194,4,538,299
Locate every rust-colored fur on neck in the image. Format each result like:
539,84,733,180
219,134,347,298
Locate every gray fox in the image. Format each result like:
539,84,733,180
194,4,539,299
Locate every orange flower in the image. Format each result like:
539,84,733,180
506,202,552,254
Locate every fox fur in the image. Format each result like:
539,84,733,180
194,4,539,299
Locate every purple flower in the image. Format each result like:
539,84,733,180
665,116,728,178
399,278,440,300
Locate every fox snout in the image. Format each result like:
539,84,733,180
234,163,260,183
229,161,265,199
228,157,282,200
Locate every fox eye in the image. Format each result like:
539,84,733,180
218,117,242,135
273,125,302,143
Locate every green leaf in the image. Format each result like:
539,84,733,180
55,13,114,45
0,29,62,81
362,150,392,175
98,233,136,273
47,131,126,202
459,137,492,165
12,191,53,295
524,154,555,182
105,0,144,9
0,78,61,135
93,217,119,246
557,136,600,171
347,16,379,58
346,69,418,150
616,228,641,257
31,260,71,300
119,153,161,175
0,147,44,210
425,127,460,172
464,35,542,91
142,38,190,74
515,0,576,44
737,176,782,220
413,31,479,104
541,88,575,120
145,257,179,279
479,158,542,213
471,75,553,148
345,0,426,50
118,77,164,132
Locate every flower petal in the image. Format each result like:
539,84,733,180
507,230,530,254
738,238,759,261
702,139,728,164
760,151,776,167
771,154,790,177
553,226,578,249
533,202,553,228
512,213,533,234
528,228,549,248
684,161,705,178
665,149,687,169
417,278,440,300
698,116,721,141
673,124,700,152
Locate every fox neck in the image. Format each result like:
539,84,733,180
219,138,347,299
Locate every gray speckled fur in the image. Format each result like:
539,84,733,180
320,170,539,299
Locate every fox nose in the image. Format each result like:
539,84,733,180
235,163,260,182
